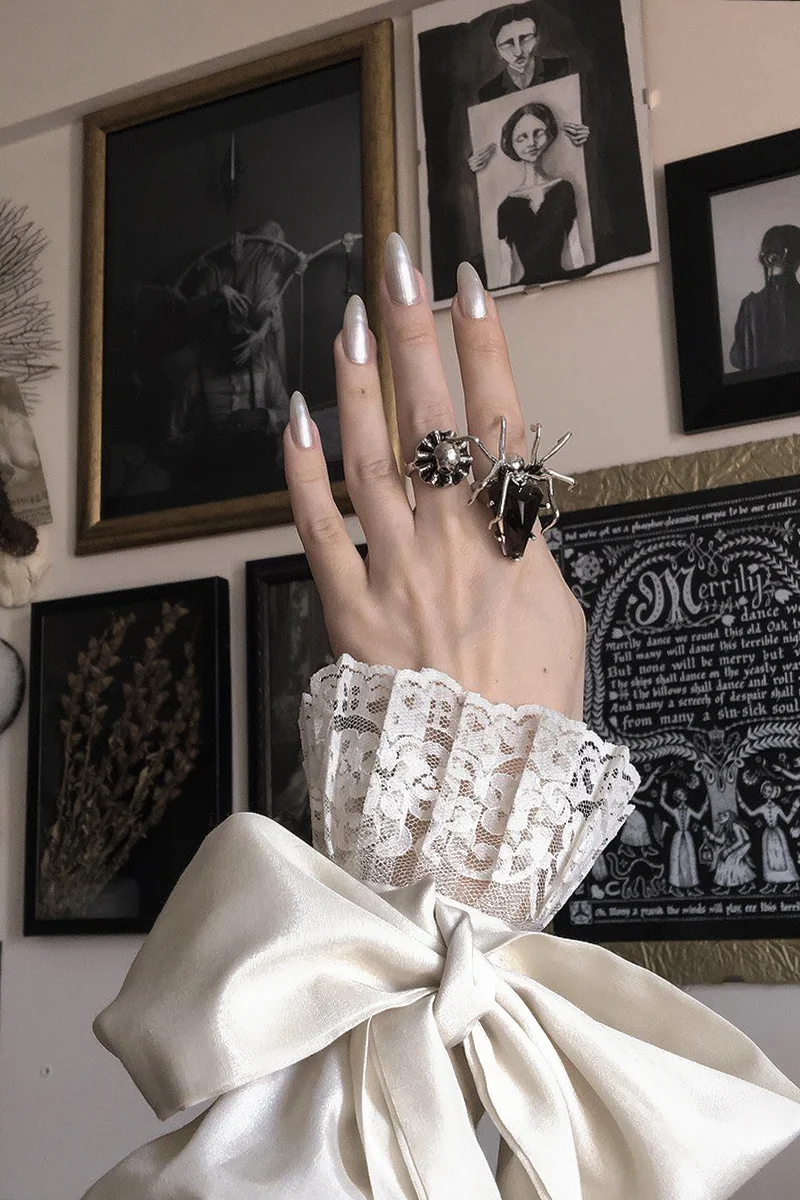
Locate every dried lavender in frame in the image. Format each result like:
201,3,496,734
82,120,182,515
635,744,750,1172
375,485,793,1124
24,577,231,935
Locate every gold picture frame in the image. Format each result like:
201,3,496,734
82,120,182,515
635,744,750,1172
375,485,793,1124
78,22,397,554
562,433,800,985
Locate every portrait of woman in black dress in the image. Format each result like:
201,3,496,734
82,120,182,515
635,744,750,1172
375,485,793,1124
497,101,584,286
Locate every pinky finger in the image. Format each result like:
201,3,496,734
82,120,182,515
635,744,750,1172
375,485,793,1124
283,392,367,608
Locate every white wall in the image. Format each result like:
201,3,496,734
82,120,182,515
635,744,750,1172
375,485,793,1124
1,1,800,1197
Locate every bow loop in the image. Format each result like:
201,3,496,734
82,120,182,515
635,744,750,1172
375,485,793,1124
433,911,496,1049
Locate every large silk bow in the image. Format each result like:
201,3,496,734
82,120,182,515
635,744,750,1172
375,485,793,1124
91,814,800,1200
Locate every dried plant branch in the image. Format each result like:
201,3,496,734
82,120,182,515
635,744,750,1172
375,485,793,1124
0,198,59,407
37,600,203,919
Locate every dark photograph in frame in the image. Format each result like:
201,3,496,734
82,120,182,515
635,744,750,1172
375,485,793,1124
24,577,231,935
413,0,657,304
666,126,800,433
548,435,800,984
78,22,396,554
246,551,364,842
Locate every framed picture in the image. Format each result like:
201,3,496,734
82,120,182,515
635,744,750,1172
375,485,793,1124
24,577,231,935
666,126,800,433
78,22,396,554
246,551,364,841
549,433,800,984
413,0,657,305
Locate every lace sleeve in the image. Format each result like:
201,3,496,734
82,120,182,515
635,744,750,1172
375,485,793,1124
300,655,639,930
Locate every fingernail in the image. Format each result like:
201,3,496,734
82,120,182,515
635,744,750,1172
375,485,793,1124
289,390,314,449
457,262,487,319
342,295,370,364
385,232,420,306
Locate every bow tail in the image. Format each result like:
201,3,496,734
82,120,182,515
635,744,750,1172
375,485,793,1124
472,962,800,1200
465,1010,584,1200
353,998,503,1200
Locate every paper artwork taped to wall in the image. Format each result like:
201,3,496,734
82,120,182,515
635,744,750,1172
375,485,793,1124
413,0,657,304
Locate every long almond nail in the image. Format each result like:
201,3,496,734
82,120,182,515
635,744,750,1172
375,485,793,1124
342,295,370,364
385,232,420,306
457,262,487,319
289,390,314,449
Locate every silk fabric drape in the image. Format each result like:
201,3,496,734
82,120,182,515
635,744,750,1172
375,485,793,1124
84,815,800,1199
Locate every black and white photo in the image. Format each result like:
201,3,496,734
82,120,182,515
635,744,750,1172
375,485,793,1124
78,24,396,551
711,175,800,379
666,125,800,432
413,0,656,303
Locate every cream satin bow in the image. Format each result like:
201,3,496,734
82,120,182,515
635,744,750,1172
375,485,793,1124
92,814,800,1200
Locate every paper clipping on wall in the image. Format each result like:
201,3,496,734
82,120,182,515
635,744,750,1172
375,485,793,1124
0,375,52,527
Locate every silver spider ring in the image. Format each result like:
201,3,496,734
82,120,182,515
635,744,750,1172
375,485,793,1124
468,419,575,561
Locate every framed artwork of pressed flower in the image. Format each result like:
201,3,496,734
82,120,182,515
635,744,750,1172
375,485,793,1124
77,22,396,553
549,433,800,984
24,577,231,935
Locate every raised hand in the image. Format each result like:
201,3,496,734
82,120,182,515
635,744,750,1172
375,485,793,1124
283,234,585,715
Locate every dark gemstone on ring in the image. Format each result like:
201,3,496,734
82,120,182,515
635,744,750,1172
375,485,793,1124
488,473,543,560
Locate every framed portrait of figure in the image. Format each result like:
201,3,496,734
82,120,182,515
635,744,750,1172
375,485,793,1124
548,434,800,984
412,0,657,305
77,23,396,553
667,127,800,433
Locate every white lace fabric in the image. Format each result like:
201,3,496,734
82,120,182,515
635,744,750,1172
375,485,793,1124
300,654,639,930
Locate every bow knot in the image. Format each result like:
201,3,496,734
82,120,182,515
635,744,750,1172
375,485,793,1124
433,909,496,1049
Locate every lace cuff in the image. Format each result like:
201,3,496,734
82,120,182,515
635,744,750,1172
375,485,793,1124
300,654,639,930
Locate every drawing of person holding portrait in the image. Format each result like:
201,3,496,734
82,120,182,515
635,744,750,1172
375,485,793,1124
468,5,589,170
414,0,654,301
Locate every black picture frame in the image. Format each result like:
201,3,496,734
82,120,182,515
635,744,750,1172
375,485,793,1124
24,577,231,936
666,126,800,433
246,551,364,841
549,449,800,984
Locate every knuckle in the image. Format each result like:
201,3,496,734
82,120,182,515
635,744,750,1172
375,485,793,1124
348,455,398,488
412,403,455,437
299,512,343,546
393,319,437,352
469,330,509,365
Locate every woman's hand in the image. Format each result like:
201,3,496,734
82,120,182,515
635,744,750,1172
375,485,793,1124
283,234,585,717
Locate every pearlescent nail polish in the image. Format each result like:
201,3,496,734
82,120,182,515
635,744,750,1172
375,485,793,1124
385,232,420,306
342,295,370,364
289,390,314,449
456,261,487,319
